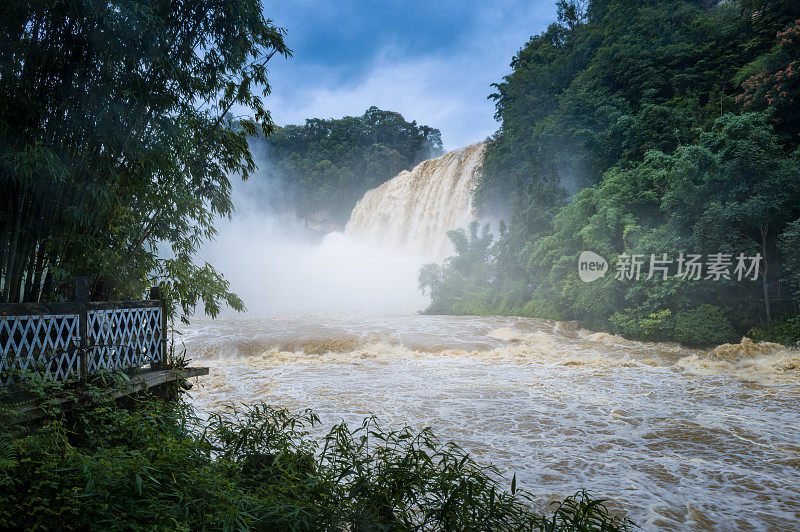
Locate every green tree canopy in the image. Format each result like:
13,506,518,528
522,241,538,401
258,106,443,226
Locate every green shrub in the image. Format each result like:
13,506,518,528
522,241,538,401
518,297,566,321
609,309,673,342
609,305,735,346
670,305,736,346
748,316,800,346
0,397,635,531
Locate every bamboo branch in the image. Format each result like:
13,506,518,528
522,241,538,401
120,48,280,270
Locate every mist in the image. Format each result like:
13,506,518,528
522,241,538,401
199,166,429,316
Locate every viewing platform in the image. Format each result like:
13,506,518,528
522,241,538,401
0,280,204,422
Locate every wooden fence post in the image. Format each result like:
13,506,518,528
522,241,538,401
149,286,165,370
74,277,90,381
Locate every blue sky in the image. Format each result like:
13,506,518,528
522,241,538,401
258,0,557,151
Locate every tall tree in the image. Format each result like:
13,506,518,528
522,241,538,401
0,0,289,320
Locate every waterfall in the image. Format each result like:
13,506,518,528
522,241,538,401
345,142,485,259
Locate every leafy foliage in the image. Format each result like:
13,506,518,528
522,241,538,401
0,396,634,531
424,0,800,346
736,18,800,140
257,106,443,227
748,315,800,346
608,305,736,346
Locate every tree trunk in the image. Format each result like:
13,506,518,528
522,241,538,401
4,189,26,302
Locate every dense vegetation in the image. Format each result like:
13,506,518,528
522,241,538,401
421,0,800,346
0,388,633,531
255,107,443,227
0,0,291,319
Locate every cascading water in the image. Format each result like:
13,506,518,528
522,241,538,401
199,143,484,314
345,142,485,259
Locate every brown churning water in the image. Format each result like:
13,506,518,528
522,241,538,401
182,313,800,531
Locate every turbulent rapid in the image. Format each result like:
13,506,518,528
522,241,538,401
345,142,484,258
182,314,800,531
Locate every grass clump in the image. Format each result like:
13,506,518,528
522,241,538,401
0,394,634,531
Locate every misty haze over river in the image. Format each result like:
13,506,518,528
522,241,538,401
185,145,800,531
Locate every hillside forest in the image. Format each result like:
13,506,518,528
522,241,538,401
419,0,800,346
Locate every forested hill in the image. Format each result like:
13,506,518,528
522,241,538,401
421,0,800,346
254,106,443,229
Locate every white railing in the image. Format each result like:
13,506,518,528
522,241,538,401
0,294,166,386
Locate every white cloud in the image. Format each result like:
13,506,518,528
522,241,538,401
267,54,489,150
262,2,555,151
